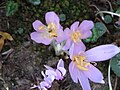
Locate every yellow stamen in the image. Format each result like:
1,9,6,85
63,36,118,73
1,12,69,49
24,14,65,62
47,23,57,38
38,23,57,38
73,55,90,71
38,26,46,30
71,31,81,43
76,64,88,70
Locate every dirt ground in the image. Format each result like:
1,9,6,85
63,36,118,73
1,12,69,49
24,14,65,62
0,0,120,90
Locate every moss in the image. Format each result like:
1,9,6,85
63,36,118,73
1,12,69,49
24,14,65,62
7,0,91,46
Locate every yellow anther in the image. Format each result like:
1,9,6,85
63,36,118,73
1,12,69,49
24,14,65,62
73,55,90,71
84,62,90,67
76,64,88,70
38,26,46,30
38,23,57,38
47,23,57,38
48,23,56,30
71,31,81,43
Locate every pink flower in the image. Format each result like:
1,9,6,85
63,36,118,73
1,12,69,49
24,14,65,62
62,20,94,51
44,59,66,80
69,44,120,90
31,59,66,90
30,11,64,45
40,71,55,89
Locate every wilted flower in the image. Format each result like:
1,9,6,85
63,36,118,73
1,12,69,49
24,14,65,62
31,59,66,90
69,44,120,90
62,20,94,51
30,11,64,45
40,71,55,89
44,59,66,80
30,71,55,90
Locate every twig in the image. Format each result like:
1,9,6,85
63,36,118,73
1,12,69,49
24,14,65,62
89,5,100,11
113,75,118,90
2,48,14,55
89,5,104,20
108,60,112,90
0,6,5,9
106,0,113,12
0,2,5,6
1,48,14,59
96,11,120,17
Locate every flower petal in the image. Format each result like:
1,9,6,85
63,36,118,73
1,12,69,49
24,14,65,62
55,28,64,43
70,21,79,31
44,65,54,70
45,70,56,76
57,67,66,76
79,20,94,32
86,44,120,62
77,70,91,90
45,11,60,27
40,81,50,88
32,20,45,32
57,59,64,68
81,30,92,39
44,75,55,85
55,69,63,80
30,32,42,43
69,42,86,59
62,39,72,50
74,41,86,53
69,61,78,83
83,64,105,83
69,43,74,59
63,28,71,40
30,32,52,45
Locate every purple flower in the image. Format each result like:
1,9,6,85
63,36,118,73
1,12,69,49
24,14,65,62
30,11,64,45
36,71,55,90
31,59,66,90
44,59,66,80
69,44,120,90
115,17,120,26
62,20,94,51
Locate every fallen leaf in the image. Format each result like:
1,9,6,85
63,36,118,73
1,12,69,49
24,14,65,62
0,31,13,41
0,38,4,52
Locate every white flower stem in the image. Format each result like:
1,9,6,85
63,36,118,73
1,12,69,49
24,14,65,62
108,60,112,90
96,11,120,17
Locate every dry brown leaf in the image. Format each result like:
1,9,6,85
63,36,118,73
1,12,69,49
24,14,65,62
0,31,13,41
0,38,4,52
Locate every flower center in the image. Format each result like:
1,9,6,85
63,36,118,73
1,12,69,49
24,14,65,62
73,55,90,70
47,23,57,38
71,31,81,43
38,23,57,38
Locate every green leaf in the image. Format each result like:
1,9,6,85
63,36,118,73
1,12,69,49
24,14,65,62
28,0,41,5
117,0,120,5
17,28,24,34
6,1,19,16
115,8,120,14
103,86,109,90
84,22,107,43
111,53,120,76
59,14,66,21
104,15,112,24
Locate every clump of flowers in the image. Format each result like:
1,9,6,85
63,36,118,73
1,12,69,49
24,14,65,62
69,44,120,90
31,59,66,90
62,20,94,51
30,12,64,45
30,11,120,90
